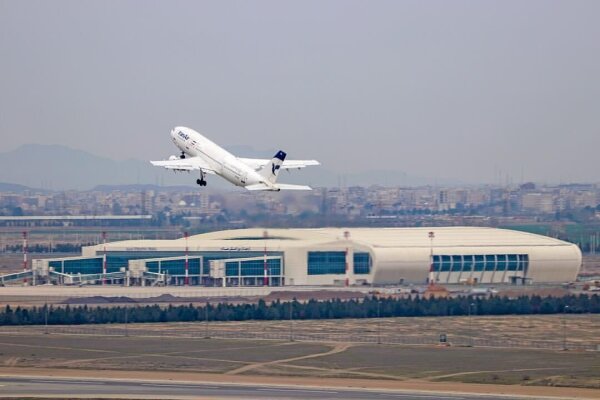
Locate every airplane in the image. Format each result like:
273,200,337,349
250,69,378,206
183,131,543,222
150,126,320,191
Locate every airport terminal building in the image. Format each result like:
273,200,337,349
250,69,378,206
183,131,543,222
31,227,582,286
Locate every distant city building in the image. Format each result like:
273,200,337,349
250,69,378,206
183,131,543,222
1,183,600,226
521,192,556,213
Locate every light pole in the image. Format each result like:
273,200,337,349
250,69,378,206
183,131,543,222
377,300,382,345
468,302,475,347
428,231,435,285
263,230,269,287
184,232,189,286
204,302,210,339
102,231,107,286
124,306,129,337
44,304,49,335
289,300,294,342
563,305,570,351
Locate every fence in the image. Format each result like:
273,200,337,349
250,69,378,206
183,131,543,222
1,323,596,352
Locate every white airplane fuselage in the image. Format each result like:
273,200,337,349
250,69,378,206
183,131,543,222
152,126,318,190
171,126,265,187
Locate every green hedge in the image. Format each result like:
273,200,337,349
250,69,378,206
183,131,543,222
0,294,598,326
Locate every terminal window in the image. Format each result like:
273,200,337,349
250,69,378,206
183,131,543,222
225,259,281,277
308,251,346,275
432,254,529,273
146,258,202,275
49,258,103,275
353,253,371,274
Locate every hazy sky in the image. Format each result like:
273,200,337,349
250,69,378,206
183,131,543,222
1,1,599,184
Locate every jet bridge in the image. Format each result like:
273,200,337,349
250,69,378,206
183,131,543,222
48,270,128,285
209,255,283,287
0,270,34,285
128,256,204,286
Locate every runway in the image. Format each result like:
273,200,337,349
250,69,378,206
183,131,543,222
0,376,541,399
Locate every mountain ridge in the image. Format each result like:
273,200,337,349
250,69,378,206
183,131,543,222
0,143,450,190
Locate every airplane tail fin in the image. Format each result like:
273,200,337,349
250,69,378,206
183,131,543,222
257,150,286,183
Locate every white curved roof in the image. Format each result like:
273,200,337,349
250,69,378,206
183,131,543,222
93,227,577,256
184,227,574,248
83,227,580,284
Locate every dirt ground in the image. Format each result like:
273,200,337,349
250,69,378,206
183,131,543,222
4,314,596,350
0,323,598,391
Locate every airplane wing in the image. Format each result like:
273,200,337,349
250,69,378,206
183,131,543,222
238,158,320,171
245,183,313,191
150,157,217,174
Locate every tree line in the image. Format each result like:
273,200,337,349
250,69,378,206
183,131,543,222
4,243,89,253
0,294,598,326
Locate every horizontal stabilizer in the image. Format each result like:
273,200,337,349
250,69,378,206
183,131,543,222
238,157,320,171
275,183,312,190
245,184,272,191
245,183,313,191
281,160,320,169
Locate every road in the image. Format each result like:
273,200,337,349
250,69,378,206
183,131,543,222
0,376,544,399
0,284,374,299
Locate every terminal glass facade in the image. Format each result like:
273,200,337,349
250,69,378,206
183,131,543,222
102,250,282,276
49,257,103,274
104,251,185,273
308,251,371,275
308,251,346,275
225,258,281,277
432,254,529,273
353,253,371,274
146,258,202,275
45,250,283,279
